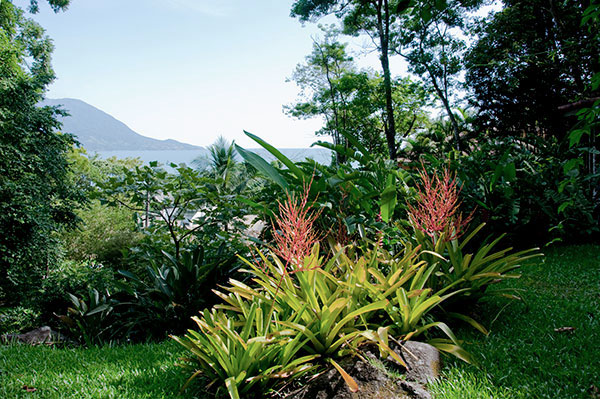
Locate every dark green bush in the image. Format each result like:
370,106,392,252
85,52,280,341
422,136,599,245
32,260,116,323
56,289,120,346
115,244,239,340
0,306,41,334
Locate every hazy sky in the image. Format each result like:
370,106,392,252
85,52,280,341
19,0,395,148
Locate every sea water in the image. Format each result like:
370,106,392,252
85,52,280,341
95,148,332,168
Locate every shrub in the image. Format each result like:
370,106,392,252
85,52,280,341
174,183,446,397
173,159,545,398
359,245,473,361
445,137,598,244
34,260,116,323
61,201,142,269
56,289,119,346
0,306,41,334
173,299,316,399
116,244,239,340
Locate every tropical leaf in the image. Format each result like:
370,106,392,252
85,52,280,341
244,131,305,181
235,144,288,189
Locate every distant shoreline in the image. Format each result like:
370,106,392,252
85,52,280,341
94,148,332,167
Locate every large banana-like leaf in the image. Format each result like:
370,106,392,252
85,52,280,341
243,131,306,181
235,144,288,189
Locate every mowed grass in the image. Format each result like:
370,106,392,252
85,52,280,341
0,340,199,398
431,244,600,399
0,245,598,398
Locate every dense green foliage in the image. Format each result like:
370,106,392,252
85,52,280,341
0,306,40,334
465,0,598,139
100,161,248,262
173,177,539,398
0,0,82,303
115,245,239,339
286,0,599,243
60,149,143,268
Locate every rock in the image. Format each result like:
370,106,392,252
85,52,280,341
2,326,71,345
397,380,432,399
283,355,429,399
397,341,441,385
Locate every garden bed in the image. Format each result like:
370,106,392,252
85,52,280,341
1,245,598,399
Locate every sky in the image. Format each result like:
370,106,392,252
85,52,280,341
17,0,397,149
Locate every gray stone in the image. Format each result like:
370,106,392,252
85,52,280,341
397,380,432,399
397,341,441,384
2,326,71,345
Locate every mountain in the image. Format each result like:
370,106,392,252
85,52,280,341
41,98,201,151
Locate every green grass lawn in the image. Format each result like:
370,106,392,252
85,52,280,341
1,244,598,398
431,244,600,399
0,341,193,398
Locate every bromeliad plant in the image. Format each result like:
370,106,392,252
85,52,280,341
231,244,392,363
172,297,317,399
174,171,495,397
174,182,406,396
221,181,402,390
407,166,542,301
360,245,476,362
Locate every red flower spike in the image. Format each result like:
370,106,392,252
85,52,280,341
407,167,473,242
271,178,321,271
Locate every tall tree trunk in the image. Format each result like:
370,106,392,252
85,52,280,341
376,0,397,159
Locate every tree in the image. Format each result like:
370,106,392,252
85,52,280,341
465,0,599,139
559,0,600,231
291,0,404,159
194,136,253,194
0,0,81,302
286,28,384,159
286,28,430,159
60,150,143,268
391,0,480,151
100,162,248,262
27,0,70,13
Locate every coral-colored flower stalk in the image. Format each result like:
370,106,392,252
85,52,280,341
272,179,321,270
408,167,472,242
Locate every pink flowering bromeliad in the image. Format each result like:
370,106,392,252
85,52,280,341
407,167,473,243
271,178,322,272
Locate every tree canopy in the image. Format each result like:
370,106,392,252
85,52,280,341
465,0,599,139
286,28,430,159
0,0,80,301
291,0,402,158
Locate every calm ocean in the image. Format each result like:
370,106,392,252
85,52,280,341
95,148,332,168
